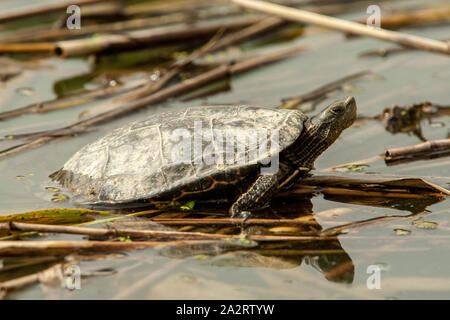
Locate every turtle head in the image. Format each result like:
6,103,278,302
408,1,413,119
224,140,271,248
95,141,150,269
308,96,357,144
291,97,357,168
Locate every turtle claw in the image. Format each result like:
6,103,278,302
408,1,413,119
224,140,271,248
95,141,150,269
232,210,251,222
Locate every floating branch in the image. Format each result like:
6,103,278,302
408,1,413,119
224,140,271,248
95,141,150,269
385,139,450,163
232,0,450,55
0,221,232,240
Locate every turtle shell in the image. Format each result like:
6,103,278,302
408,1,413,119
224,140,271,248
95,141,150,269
51,105,307,204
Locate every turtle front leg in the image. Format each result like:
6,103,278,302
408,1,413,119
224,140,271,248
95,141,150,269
230,173,280,218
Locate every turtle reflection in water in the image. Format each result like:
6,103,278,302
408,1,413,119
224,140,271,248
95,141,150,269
50,96,357,217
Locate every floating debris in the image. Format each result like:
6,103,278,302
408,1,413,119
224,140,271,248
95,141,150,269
333,164,370,172
394,228,412,236
50,193,69,203
45,187,61,192
412,219,438,230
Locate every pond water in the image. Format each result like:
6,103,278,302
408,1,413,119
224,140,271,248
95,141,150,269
0,0,449,299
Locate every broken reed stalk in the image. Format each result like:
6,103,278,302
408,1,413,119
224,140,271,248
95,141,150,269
0,17,259,55
232,0,450,55
53,17,259,57
0,47,302,160
278,70,371,109
0,0,110,23
385,139,450,160
0,11,246,44
0,221,230,240
0,43,55,53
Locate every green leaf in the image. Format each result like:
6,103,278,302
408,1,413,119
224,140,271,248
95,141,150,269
239,238,251,245
180,201,195,211
118,236,132,242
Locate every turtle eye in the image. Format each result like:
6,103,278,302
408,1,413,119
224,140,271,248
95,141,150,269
331,106,344,115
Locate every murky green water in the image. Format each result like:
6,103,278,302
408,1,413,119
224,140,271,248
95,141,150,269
0,0,449,299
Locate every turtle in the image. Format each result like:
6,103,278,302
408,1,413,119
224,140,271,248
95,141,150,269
50,96,357,217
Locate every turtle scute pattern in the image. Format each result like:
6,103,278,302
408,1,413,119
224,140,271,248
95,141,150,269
52,105,307,203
